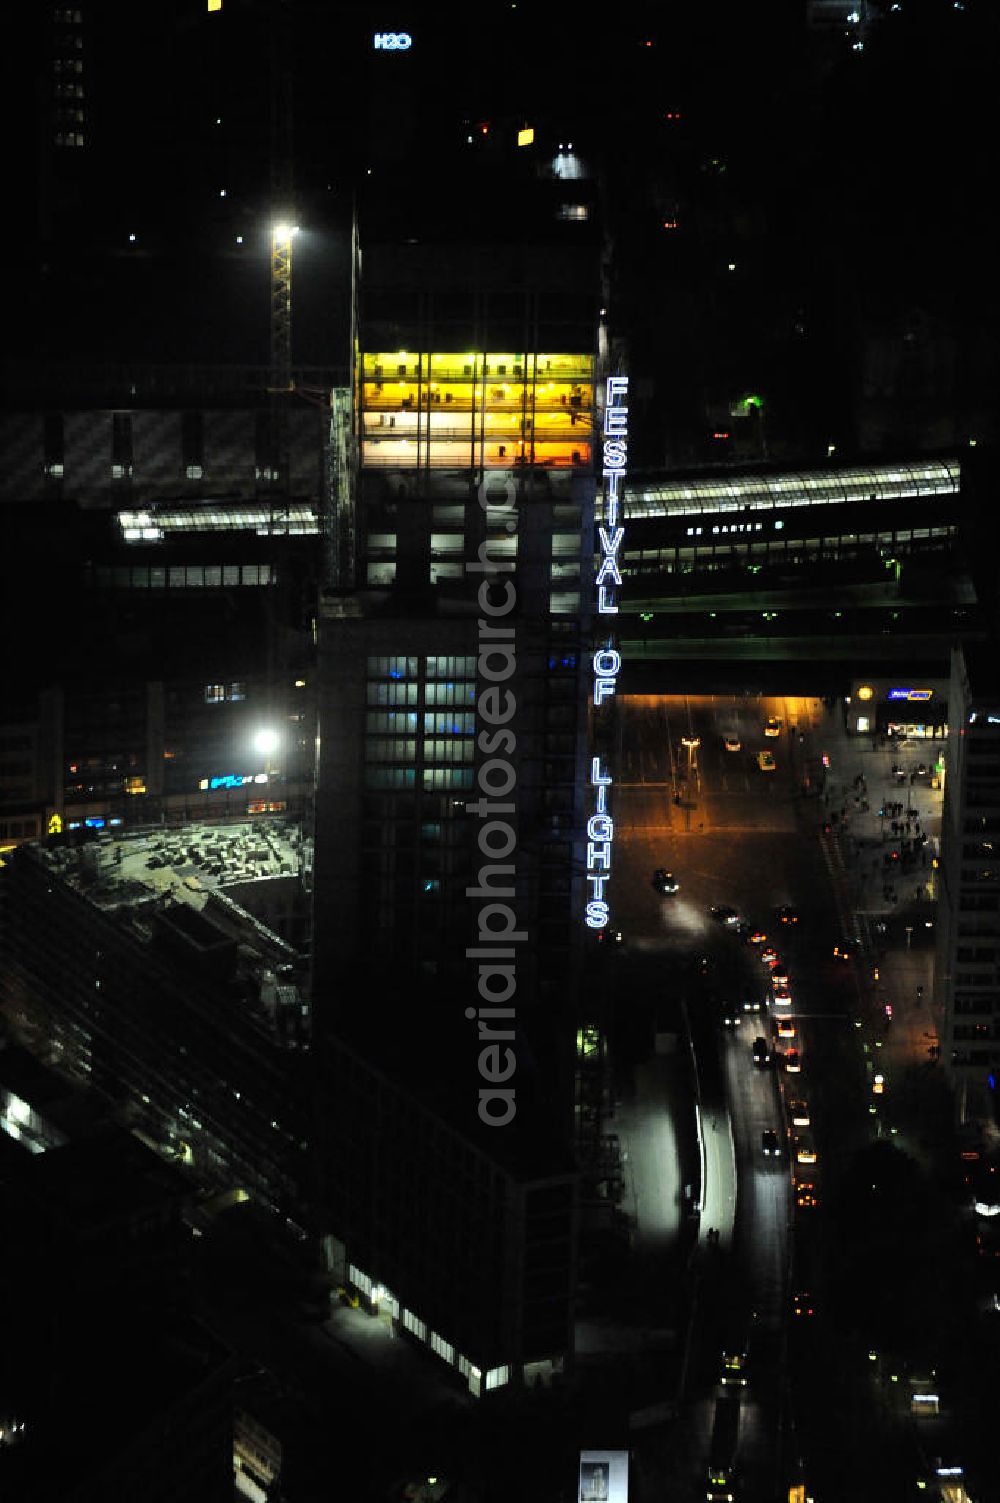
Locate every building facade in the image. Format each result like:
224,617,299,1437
937,645,1000,1125
309,156,605,1392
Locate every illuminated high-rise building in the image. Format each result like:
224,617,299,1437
309,140,606,1393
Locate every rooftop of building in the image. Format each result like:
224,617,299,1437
13,821,309,1036
39,817,304,918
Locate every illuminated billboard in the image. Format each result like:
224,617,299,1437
578,1450,628,1503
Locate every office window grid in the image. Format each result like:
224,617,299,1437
363,658,479,901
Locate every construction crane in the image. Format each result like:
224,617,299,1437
207,0,296,774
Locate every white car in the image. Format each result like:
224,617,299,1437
724,734,742,752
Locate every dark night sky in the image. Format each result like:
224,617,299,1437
3,0,998,460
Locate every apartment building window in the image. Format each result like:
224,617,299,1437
204,682,246,704
182,412,204,479
430,533,464,555
423,713,475,735
424,682,476,707
367,712,419,734
423,769,474,790
423,740,474,763
366,739,417,763
368,681,419,706
429,1332,454,1364
426,656,476,678
955,996,997,1015
485,1366,510,1390
112,413,133,478
402,1309,427,1340
44,412,65,479
368,656,418,680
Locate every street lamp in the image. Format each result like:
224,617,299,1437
255,728,280,760
681,735,701,779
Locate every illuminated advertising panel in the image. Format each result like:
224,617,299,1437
198,772,270,791
585,376,627,931
578,1450,628,1503
888,688,933,701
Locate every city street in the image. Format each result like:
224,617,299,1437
610,692,837,1500
606,690,985,1501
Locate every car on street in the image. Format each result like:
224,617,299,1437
653,869,680,894
794,1131,817,1164
775,1017,797,1041
722,1005,742,1028
761,946,779,966
782,1048,802,1073
777,905,800,925
771,967,789,987
792,1290,815,1318
795,1179,818,1210
742,996,764,1014
772,986,792,1006
752,1035,770,1067
757,750,777,771
723,734,742,752
761,1129,781,1158
719,1333,750,1387
710,905,740,926
787,1097,811,1128
764,717,782,737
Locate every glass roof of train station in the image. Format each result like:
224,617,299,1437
117,502,319,540
624,461,961,521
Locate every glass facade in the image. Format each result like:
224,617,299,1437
359,351,594,470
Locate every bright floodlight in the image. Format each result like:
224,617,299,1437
255,729,279,756
273,222,299,240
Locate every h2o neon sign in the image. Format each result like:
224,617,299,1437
374,31,412,49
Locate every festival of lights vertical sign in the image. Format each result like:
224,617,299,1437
585,375,627,930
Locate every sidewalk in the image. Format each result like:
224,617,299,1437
798,702,946,1140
